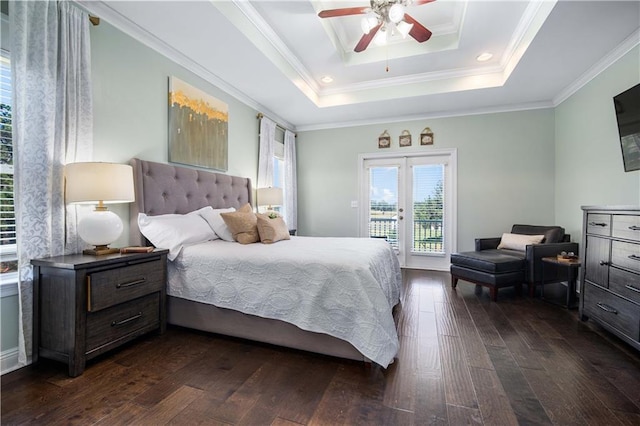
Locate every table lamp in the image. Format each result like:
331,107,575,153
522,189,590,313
257,187,283,211
65,162,135,255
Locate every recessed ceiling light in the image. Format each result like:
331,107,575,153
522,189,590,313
476,52,493,62
321,76,334,84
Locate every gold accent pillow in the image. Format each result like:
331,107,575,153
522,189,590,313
256,213,290,244
220,203,259,244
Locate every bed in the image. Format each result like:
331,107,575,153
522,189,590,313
129,158,401,367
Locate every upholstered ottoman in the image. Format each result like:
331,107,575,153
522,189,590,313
450,251,525,301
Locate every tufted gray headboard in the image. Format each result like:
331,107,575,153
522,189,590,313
129,158,253,246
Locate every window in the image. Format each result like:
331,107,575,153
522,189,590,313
0,53,16,285
270,128,285,215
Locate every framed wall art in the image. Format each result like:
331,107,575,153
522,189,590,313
420,127,434,145
399,130,412,147
168,76,229,171
378,130,391,148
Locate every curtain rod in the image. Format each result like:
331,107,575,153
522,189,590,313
89,15,100,26
257,113,295,136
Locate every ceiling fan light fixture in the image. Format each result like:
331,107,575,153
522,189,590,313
373,27,388,46
388,3,405,24
361,13,378,34
397,21,413,38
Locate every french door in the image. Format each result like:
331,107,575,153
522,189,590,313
359,150,457,270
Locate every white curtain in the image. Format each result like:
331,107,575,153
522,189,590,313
257,116,276,189
284,129,297,230
11,0,93,366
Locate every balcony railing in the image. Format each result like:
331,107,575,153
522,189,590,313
369,217,443,253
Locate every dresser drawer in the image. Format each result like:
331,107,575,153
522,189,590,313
587,214,611,236
86,293,160,353
609,268,640,303
612,240,640,274
88,259,164,311
612,214,640,241
583,283,639,342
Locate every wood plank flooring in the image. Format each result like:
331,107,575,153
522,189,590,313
3,269,640,425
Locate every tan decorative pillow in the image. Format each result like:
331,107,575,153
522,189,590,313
497,233,544,251
256,213,290,244
220,203,259,244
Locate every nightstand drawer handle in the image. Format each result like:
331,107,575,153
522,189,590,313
111,312,142,327
588,222,607,227
116,278,146,289
629,226,640,231
599,260,610,266
628,254,640,262
625,284,640,293
596,303,617,314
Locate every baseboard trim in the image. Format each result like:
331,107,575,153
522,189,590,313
1,347,20,375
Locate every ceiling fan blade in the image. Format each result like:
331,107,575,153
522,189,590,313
354,24,381,52
413,0,437,5
318,7,369,18
403,13,432,43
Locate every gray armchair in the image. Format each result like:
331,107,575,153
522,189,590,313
451,224,579,301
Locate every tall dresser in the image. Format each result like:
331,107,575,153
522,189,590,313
580,206,640,351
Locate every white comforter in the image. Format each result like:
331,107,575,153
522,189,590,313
168,236,402,367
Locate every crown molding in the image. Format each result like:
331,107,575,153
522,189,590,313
74,0,294,131
295,100,554,132
553,28,640,107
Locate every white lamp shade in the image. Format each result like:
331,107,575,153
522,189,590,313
77,209,123,246
65,162,135,204
257,187,283,207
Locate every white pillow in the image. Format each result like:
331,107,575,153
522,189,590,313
198,206,236,242
138,207,217,260
497,233,545,251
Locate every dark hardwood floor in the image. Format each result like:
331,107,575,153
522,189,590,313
3,269,640,425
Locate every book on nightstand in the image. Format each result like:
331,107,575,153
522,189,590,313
120,246,155,254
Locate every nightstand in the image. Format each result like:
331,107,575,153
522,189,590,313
31,249,168,377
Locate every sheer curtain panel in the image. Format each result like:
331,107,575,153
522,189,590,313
284,129,297,230
257,116,276,189
11,0,93,367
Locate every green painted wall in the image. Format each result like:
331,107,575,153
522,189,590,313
90,21,260,247
297,109,557,252
1,294,18,352
555,46,640,240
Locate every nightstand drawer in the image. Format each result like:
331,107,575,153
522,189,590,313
86,293,160,353
88,259,164,311
583,283,639,342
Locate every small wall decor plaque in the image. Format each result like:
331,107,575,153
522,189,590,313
378,130,391,149
399,130,412,147
420,127,434,145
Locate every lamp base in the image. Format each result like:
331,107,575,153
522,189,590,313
83,245,120,256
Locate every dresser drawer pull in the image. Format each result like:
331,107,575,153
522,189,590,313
111,312,142,327
625,284,640,293
588,222,608,227
628,254,640,262
116,278,146,289
599,260,611,266
629,226,640,231
596,303,618,314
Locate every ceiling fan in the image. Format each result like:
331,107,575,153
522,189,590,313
318,0,435,52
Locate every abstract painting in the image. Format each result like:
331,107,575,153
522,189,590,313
168,76,228,171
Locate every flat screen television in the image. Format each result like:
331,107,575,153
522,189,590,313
613,82,640,172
